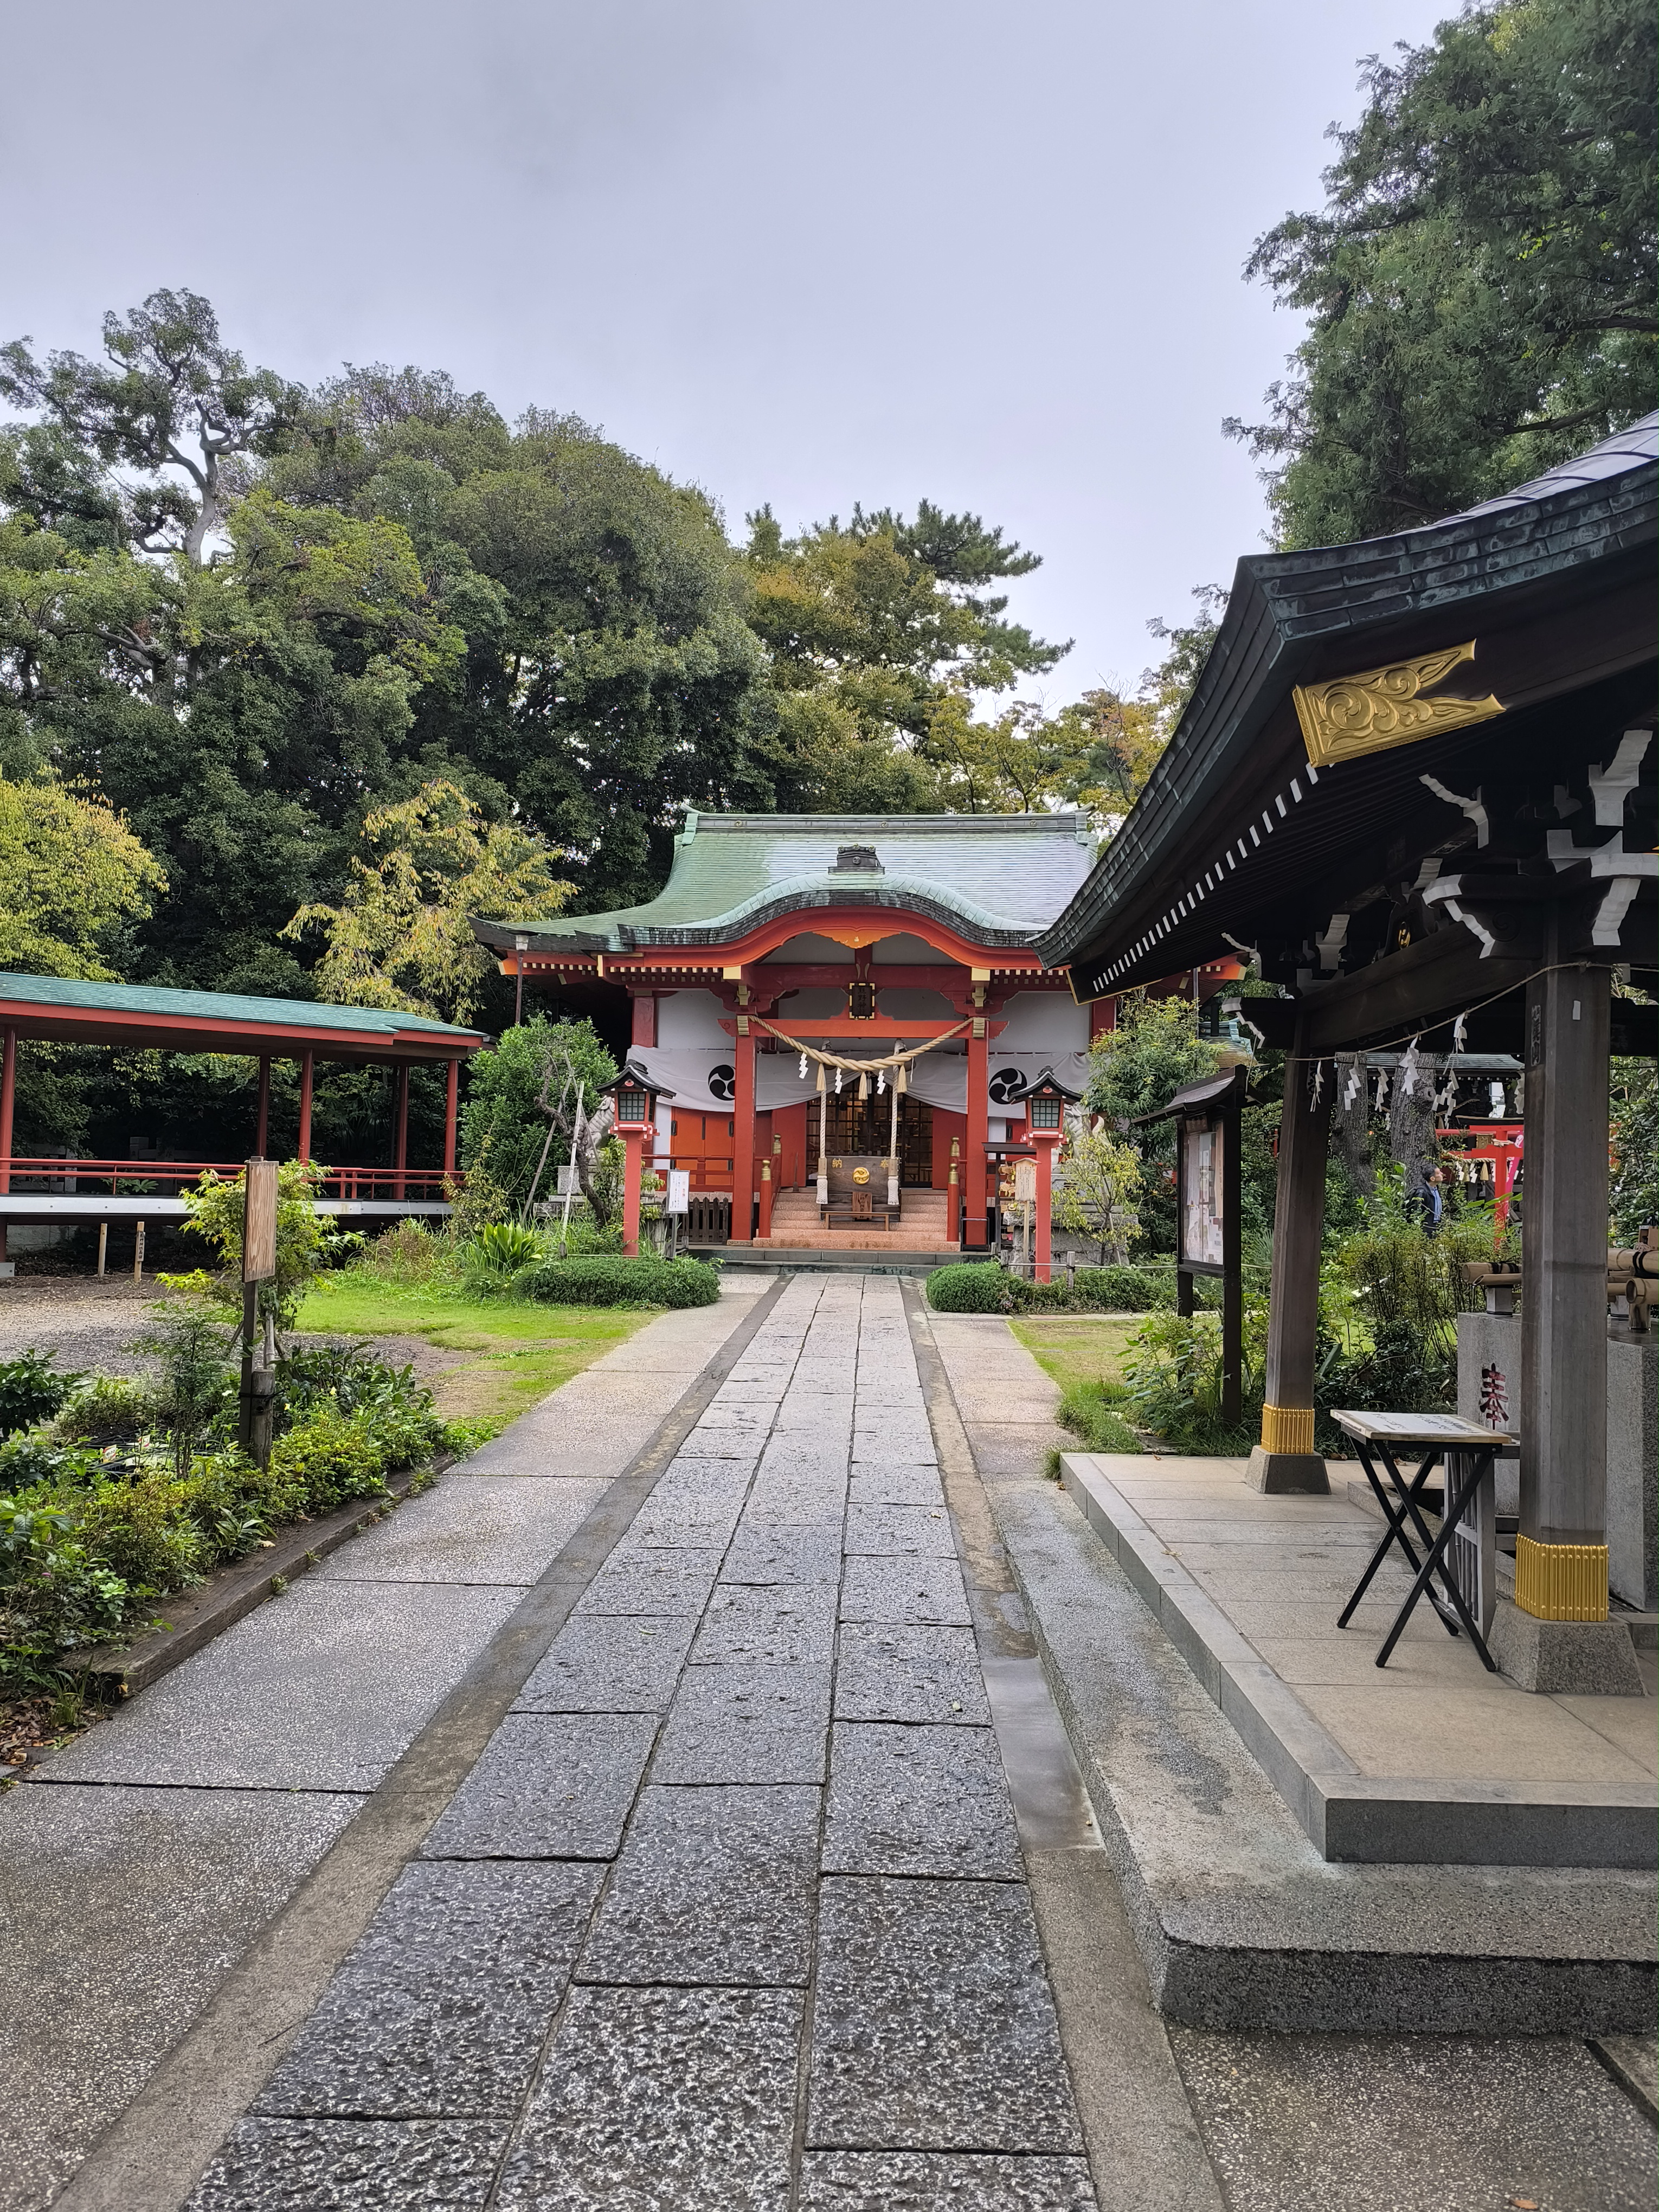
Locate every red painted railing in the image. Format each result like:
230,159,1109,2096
0,1158,455,1201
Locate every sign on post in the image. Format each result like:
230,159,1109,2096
1013,1160,1037,1206
242,1157,279,1282
666,1169,691,1216
556,1164,579,1197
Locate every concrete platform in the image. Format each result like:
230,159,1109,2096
1060,1452,1656,1870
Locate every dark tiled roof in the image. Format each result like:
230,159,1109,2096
1038,415,1658,979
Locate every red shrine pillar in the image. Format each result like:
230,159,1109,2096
0,1026,14,1268
731,1026,756,1242
1032,1124,1061,1284
964,1020,989,1248
297,1051,314,1163
391,1064,410,1201
621,1127,645,1257
255,1057,271,1155
443,1059,460,1179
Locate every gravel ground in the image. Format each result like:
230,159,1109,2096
0,1281,465,1386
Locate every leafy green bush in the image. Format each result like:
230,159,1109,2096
1072,1265,1169,1311
925,1263,1008,1313
1055,1379,1142,1455
0,1351,453,1690
516,1255,721,1309
1120,1301,1270,1452
48,1375,151,1446
0,1350,82,1437
464,1221,542,1291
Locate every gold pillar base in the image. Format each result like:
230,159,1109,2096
1260,1403,1315,1455
1514,1536,1609,1622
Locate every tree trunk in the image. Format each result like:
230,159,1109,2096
1334,1053,1374,1195
1388,1058,1438,1199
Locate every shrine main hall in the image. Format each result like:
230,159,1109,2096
474,811,1144,1256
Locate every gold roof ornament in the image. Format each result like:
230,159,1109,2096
1293,641,1503,767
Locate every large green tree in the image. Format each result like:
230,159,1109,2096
1227,0,1656,546
742,501,1069,813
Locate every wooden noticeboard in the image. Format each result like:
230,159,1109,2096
242,1158,279,1283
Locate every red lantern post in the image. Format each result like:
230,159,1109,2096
602,1066,670,1260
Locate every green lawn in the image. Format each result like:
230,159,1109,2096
1009,1314,1143,1396
292,1278,653,1430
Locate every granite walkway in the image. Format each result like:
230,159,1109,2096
0,1281,770,2212
165,1272,1099,2208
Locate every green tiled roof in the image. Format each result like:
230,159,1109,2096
0,973,484,1040
474,812,1097,955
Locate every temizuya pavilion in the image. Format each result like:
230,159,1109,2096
1039,414,1657,1692
478,813,1231,1273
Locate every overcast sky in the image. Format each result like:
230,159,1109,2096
3,0,1454,704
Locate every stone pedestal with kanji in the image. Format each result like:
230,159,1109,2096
1457,1310,1657,1611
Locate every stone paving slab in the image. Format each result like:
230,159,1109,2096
809,1875,1083,2153
36,1580,524,1792
723,1523,844,1585
799,2151,1098,2211
844,1502,956,1557
581,1783,821,1985
189,2117,506,2210
258,1860,601,2118
653,1662,831,1784
833,1621,992,1724
513,1615,697,1713
839,1555,974,1625
497,1985,803,2211
848,1464,949,1509
571,1543,725,1617
0,1783,361,2212
690,1583,838,1666
824,1723,1023,1879
420,1712,659,1857
313,1475,606,1585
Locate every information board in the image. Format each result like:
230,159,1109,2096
1180,1119,1224,1270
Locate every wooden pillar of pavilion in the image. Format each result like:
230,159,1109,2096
730,1025,756,1241
964,1019,989,1249
1248,1016,1333,1494
443,1059,460,1179
255,1057,271,1156
297,1051,314,1163
391,1064,410,1201
0,1026,14,1269
1491,950,1639,1691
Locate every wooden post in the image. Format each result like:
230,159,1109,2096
1033,1130,1059,1283
730,1026,756,1242
297,1051,314,1163
757,1156,774,1240
391,1063,409,1201
964,1021,989,1248
1517,962,1611,1589
255,1056,271,1156
1248,1019,1333,1493
0,1025,13,1270
621,1127,645,1257
1221,1079,1243,1429
443,1058,460,1178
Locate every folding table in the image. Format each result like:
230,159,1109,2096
1332,1409,1518,1672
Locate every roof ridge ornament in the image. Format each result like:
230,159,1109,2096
1293,641,1503,768
828,844,883,874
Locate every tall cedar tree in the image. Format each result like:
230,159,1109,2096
1226,0,1656,546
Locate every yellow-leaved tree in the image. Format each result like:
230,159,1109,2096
0,774,168,978
284,780,573,1026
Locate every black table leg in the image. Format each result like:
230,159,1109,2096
1374,1450,1498,1671
1338,1444,1449,1632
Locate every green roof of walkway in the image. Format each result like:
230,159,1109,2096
0,973,487,1060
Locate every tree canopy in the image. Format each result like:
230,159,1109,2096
1227,0,1656,546
0,772,166,978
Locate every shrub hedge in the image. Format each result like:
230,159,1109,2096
926,1262,1174,1315
515,1255,721,1308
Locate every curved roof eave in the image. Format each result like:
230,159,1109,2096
1037,414,1659,972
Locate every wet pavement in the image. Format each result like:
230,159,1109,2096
187,1273,1096,2209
